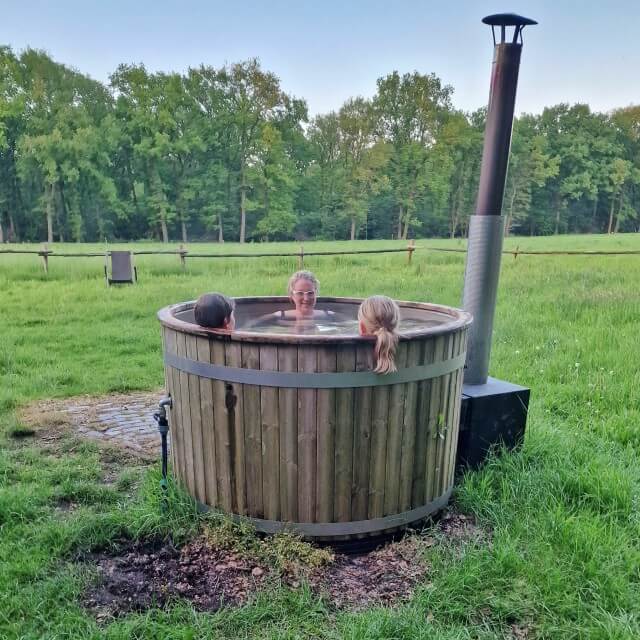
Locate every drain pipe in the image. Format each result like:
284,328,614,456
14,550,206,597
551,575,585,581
153,395,172,510
462,13,537,384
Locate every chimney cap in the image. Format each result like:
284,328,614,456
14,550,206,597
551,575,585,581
482,14,537,27
483,14,537,45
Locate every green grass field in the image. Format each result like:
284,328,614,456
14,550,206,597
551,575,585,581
1,234,639,639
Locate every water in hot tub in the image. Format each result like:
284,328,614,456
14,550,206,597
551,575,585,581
239,313,440,336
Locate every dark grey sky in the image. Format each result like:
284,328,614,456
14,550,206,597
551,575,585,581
2,0,638,117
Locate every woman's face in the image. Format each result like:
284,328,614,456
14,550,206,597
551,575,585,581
290,278,317,317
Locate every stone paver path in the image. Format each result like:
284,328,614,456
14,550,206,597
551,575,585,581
20,390,165,458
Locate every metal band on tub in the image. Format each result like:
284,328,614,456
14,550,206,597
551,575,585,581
196,488,453,536
164,351,465,389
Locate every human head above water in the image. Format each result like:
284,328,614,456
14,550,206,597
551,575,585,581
358,295,400,374
287,270,319,297
194,292,235,330
287,270,319,318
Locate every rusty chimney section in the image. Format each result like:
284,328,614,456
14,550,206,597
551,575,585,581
462,13,537,385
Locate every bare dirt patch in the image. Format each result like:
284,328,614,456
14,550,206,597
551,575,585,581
509,622,534,639
83,509,490,620
436,510,489,547
306,535,429,609
84,538,270,621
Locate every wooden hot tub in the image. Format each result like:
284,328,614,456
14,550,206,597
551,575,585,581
158,297,471,541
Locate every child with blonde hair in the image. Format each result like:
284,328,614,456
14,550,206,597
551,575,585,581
358,295,400,374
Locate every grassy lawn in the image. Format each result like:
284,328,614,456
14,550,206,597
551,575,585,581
1,234,639,639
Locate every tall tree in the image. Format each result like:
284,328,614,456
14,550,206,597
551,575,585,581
18,49,116,242
610,106,640,233
185,66,234,242
306,112,344,238
111,66,204,242
537,105,620,234
253,123,297,239
504,116,559,235
338,98,383,239
220,59,289,242
373,71,453,239
0,46,25,242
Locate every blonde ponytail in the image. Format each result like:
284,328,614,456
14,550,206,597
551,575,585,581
358,296,401,375
373,327,399,374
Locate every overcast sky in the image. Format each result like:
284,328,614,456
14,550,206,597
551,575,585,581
2,0,638,117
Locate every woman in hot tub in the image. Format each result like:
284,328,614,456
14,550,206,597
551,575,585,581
263,270,334,323
249,270,337,332
284,270,322,320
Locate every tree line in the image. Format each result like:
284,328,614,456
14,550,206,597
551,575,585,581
1,46,638,244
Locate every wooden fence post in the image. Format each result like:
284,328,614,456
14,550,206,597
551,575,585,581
514,245,519,260
407,239,415,265
39,243,49,275
179,244,187,270
298,245,304,270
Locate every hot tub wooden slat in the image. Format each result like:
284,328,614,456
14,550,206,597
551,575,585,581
444,331,467,490
398,340,420,512
211,340,233,512
434,332,456,500
176,332,197,496
438,331,457,497
436,333,456,500
277,345,298,522
162,328,177,476
164,329,182,484
454,330,470,475
196,335,218,507
297,345,318,522
425,334,445,504
316,346,337,523
384,342,409,516
433,334,456,497
334,346,355,522
242,344,263,518
412,338,435,508
452,332,467,475
172,332,187,489
352,344,374,520
444,331,460,496
186,335,207,503
368,377,390,519
260,345,280,520
225,342,246,515
440,331,462,496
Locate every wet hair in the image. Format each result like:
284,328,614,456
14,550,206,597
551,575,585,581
287,270,320,297
194,293,235,329
358,295,400,374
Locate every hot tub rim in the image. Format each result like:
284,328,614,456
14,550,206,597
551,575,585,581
158,296,472,344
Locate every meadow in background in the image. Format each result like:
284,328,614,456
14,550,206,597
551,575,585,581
1,234,639,638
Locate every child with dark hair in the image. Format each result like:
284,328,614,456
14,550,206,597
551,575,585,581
194,293,235,330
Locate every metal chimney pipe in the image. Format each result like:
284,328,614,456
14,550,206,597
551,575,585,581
462,13,537,385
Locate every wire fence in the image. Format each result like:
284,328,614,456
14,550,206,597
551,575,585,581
1,240,639,276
